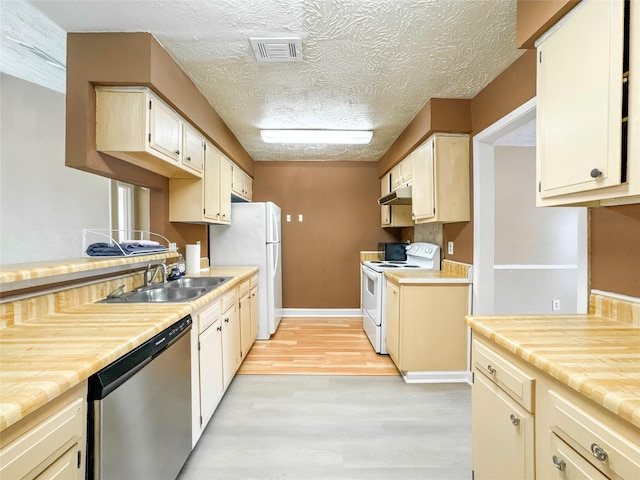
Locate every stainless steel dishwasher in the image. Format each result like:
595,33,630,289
88,315,192,480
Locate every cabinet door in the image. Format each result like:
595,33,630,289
239,292,252,360
203,144,222,222
537,0,625,198
199,320,223,428
219,155,232,223
243,174,253,201
231,164,244,197
381,174,391,226
385,281,401,368
472,372,535,480
411,139,435,222
221,304,240,390
250,286,259,343
148,94,182,162
182,124,205,173
34,445,82,480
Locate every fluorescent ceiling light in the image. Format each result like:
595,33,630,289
260,129,373,144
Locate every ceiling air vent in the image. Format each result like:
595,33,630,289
249,37,302,63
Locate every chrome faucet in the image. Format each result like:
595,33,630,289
146,263,167,286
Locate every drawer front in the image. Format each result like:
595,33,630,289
472,339,535,412
549,390,640,480
222,289,237,313
198,299,221,333
1,398,84,480
250,274,258,289
238,279,250,297
549,433,609,480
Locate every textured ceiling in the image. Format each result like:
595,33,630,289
28,0,523,162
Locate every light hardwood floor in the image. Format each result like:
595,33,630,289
237,317,399,376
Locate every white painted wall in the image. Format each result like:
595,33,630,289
493,146,580,314
0,73,110,264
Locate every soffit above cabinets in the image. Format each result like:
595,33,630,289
28,0,523,162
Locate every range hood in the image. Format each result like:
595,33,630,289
378,185,412,205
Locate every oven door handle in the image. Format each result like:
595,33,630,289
361,266,379,282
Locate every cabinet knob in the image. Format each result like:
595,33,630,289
509,414,520,427
590,168,602,178
222,214,226,218
552,455,566,471
224,317,230,323
590,443,608,462
175,150,180,155
186,156,191,162
487,365,496,374
217,325,222,331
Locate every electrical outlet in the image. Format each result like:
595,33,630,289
298,214,303,222
552,299,561,311
447,242,454,255
286,214,291,222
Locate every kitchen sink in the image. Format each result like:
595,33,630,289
98,276,232,303
165,276,232,289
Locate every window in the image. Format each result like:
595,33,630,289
110,180,150,241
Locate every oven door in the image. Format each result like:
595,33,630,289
361,265,381,326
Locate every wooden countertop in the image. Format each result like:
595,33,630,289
0,266,257,432
465,314,640,428
384,270,471,284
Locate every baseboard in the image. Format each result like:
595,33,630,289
401,371,473,385
281,308,363,318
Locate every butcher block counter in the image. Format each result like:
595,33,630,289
465,312,640,429
384,269,471,284
0,261,258,432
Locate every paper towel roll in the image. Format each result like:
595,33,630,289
185,244,200,275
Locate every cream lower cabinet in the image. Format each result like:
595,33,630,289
536,0,639,206
169,142,232,224
0,382,87,480
472,334,640,480
385,279,469,374
221,289,241,389
250,279,259,343
239,275,259,361
192,299,224,445
472,339,535,480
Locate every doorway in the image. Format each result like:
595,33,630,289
472,98,588,315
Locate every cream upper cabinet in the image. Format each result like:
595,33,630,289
536,0,639,206
95,86,201,179
181,123,205,174
411,133,470,223
380,172,413,228
231,164,253,201
390,154,413,190
169,142,231,224
385,279,469,374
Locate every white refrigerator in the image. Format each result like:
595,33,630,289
209,202,282,339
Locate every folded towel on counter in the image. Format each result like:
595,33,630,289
120,239,161,247
86,242,167,257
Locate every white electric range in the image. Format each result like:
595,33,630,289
361,242,441,354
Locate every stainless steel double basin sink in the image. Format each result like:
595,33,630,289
99,276,233,303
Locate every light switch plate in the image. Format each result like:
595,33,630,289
286,214,291,222
298,214,303,222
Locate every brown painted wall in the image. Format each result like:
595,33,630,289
66,33,255,255
516,0,578,49
378,98,472,177
590,205,640,298
253,162,400,308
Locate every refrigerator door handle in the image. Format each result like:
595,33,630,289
269,205,280,244
272,243,280,280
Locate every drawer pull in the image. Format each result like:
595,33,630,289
552,455,566,471
510,414,520,427
590,443,608,462
487,365,496,374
